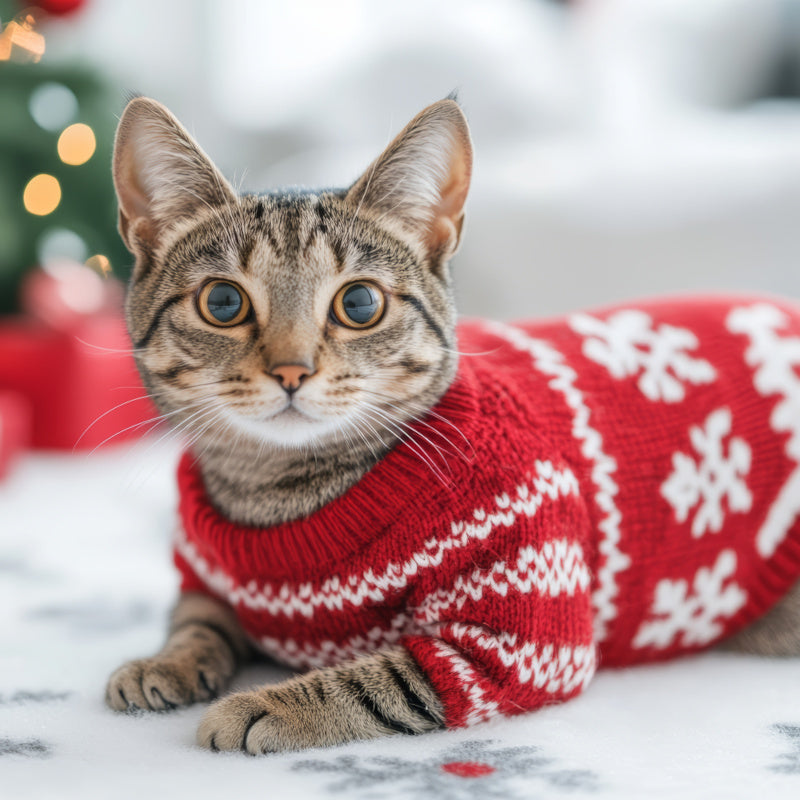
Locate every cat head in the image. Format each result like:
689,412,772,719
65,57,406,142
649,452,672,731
113,98,472,453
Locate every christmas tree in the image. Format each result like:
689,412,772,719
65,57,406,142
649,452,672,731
0,1,128,315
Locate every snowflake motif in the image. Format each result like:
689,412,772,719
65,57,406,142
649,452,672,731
771,724,800,774
661,408,753,537
292,739,598,800
632,550,747,650
569,310,716,402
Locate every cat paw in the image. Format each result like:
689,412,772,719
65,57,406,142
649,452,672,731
197,690,309,754
105,655,225,712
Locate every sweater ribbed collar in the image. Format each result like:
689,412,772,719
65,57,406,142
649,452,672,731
177,363,480,581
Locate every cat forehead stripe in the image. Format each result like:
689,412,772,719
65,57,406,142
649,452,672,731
173,460,579,619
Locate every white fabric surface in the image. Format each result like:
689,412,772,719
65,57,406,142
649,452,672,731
3,439,800,799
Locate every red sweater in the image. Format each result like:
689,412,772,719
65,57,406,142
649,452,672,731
175,296,800,728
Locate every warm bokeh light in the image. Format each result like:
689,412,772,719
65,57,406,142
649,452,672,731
85,254,112,277
0,13,45,63
23,174,62,216
57,123,96,166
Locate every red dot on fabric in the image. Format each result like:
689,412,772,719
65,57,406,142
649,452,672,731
441,761,496,778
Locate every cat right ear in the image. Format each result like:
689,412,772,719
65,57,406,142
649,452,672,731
112,97,236,257
345,98,473,269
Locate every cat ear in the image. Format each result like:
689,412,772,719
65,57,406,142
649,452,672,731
113,97,236,255
345,98,473,265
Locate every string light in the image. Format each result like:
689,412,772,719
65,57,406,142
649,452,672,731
85,254,111,277
57,123,96,166
23,174,62,216
0,12,45,62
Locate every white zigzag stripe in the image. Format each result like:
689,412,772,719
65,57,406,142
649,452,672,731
482,321,630,642
258,614,419,670
444,623,597,696
432,640,501,726
257,538,590,668
415,539,591,622
175,459,580,620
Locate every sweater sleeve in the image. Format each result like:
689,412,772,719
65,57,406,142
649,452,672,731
401,460,597,728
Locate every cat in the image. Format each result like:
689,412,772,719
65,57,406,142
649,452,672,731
106,96,800,754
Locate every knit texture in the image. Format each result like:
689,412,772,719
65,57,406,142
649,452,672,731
175,295,800,728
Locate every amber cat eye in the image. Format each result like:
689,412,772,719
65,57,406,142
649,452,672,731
197,280,251,327
331,282,386,329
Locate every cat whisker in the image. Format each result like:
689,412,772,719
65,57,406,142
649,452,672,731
73,394,155,452
359,401,455,473
90,394,225,457
358,388,474,459
356,406,452,488
73,338,146,356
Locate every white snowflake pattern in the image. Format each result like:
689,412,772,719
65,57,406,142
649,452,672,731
632,550,747,650
660,408,753,537
569,310,716,402
727,303,800,557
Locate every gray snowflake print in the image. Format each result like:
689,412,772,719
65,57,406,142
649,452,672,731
292,738,598,799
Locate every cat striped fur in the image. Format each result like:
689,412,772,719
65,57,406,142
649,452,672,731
106,96,470,750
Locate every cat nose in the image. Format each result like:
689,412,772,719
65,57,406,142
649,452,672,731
268,363,315,394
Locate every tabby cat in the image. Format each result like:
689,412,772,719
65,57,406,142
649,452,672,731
106,96,800,754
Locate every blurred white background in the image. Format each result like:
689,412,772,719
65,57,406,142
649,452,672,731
45,0,800,318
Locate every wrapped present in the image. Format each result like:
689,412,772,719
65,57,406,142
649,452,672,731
0,390,30,478
0,262,155,451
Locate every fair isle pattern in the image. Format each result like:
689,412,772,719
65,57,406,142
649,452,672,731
259,614,419,670
660,408,753,538
441,623,597,696
569,310,716,402
481,320,628,643
414,540,591,622
261,540,591,670
727,304,800,557
174,459,579,620
431,641,500,726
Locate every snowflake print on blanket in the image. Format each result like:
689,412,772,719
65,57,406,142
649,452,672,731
661,408,753,537
727,303,800,557
292,739,598,799
632,550,747,650
569,309,716,402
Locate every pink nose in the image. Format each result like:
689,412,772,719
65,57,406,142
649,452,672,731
269,363,314,393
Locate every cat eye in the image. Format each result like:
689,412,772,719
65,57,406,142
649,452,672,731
331,282,385,329
196,280,251,327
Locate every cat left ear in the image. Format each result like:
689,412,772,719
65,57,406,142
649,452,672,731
345,98,473,266
113,97,236,257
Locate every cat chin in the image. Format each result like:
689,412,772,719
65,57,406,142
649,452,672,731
222,407,347,450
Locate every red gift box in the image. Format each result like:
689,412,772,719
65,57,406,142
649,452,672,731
0,314,155,450
0,390,30,478
0,262,156,452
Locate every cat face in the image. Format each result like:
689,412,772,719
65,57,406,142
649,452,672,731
113,99,472,452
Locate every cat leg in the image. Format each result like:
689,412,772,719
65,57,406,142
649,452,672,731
721,578,800,656
106,592,250,712
197,646,444,753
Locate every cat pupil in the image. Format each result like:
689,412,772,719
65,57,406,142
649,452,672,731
343,284,378,324
207,283,242,323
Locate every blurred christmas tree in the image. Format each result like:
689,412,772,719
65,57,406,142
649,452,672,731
0,0,128,314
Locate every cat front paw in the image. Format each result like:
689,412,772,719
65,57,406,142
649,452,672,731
198,688,341,753
197,691,290,753
105,654,226,712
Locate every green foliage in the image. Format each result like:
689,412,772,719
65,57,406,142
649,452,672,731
0,60,129,313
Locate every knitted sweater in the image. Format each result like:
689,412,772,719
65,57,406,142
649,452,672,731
175,295,800,728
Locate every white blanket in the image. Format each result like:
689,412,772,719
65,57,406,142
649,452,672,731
3,440,800,799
